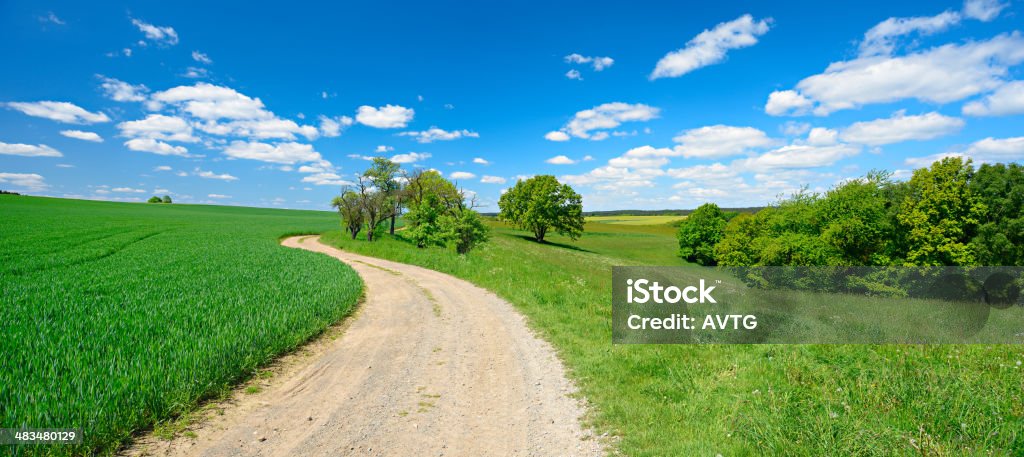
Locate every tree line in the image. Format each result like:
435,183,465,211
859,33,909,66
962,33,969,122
678,157,1024,267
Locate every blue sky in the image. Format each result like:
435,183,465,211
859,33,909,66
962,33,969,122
1,0,1022,211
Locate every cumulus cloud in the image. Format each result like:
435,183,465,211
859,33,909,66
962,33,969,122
839,111,964,145
207,193,231,199
118,114,198,143
481,175,506,184
550,102,660,140
565,69,583,80
60,130,103,142
124,138,191,157
318,115,354,137
111,187,146,193
223,141,322,165
672,125,777,158
963,0,1008,21
398,127,479,143
98,76,149,102
0,141,62,157
150,83,271,120
858,10,962,57
154,165,172,171
735,128,861,170
962,81,1024,116
7,101,110,124
390,152,431,164
546,155,577,165
195,168,238,181
765,33,1024,116
450,171,476,180
565,53,615,71
544,131,570,142
965,136,1024,161
131,18,178,45
0,172,48,191
191,51,213,64
301,172,352,186
650,14,771,80
355,104,415,128
473,157,489,165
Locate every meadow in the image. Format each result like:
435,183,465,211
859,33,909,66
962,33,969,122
0,196,363,456
322,217,1024,456
585,214,687,226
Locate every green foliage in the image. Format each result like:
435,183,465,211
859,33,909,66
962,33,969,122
162,195,172,204
402,170,489,253
331,191,364,239
147,195,163,203
439,209,489,254
676,203,726,265
969,163,1024,265
0,196,362,456
404,193,446,248
898,157,986,266
498,175,584,242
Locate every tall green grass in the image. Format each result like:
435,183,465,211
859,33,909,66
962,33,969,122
1,196,362,456
322,220,1024,456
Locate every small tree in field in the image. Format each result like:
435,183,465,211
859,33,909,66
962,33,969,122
364,157,403,235
677,203,727,265
331,190,364,239
498,175,583,243
162,195,172,204
147,196,162,203
356,175,392,242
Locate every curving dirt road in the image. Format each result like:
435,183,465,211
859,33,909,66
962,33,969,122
128,235,604,457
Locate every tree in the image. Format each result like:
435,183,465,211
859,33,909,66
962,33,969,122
147,196,162,203
498,175,584,243
677,203,727,265
402,170,489,253
161,195,172,204
331,190,364,240
897,157,986,266
364,157,403,235
815,171,895,265
355,175,392,242
439,207,490,254
969,163,1024,265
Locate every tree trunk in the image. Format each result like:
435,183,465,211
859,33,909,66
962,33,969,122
389,214,396,235
534,226,547,243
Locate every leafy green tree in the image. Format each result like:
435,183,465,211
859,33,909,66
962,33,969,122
331,190,364,240
439,208,490,254
816,171,895,265
147,196,162,203
402,169,490,253
161,195,172,204
404,193,446,248
677,203,727,265
897,157,986,266
969,163,1024,265
498,175,584,242
364,157,403,234
355,174,391,242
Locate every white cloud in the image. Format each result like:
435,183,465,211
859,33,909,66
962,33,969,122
191,51,213,64
766,33,1024,116
118,114,198,142
552,102,660,140
112,187,146,193
839,111,964,145
154,165,172,171
208,193,231,199
7,101,110,124
546,155,577,165
56,164,74,168
781,121,812,136
481,175,506,184
904,152,965,168
39,11,65,25
859,10,961,57
565,53,615,71
650,14,771,80
375,145,394,153
672,125,777,158
355,104,415,128
473,157,489,165
544,131,570,142
962,81,1024,116
0,141,62,157
398,127,479,143
131,18,178,45
183,67,209,79
666,162,738,180
99,76,149,102
196,118,318,141
124,138,191,157
301,173,352,186
60,130,104,142
736,140,861,170
965,136,1024,161
450,171,476,180
0,173,47,191
151,83,270,120
390,152,431,164
223,141,322,165
963,0,1008,21
765,90,813,116
318,115,354,137
196,168,238,181
566,69,583,80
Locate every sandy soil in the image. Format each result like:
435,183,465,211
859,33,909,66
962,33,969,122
125,235,605,457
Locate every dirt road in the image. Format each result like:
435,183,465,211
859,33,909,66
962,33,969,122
128,235,604,457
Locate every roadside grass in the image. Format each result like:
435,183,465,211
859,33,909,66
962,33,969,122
1,196,363,456
321,219,1024,456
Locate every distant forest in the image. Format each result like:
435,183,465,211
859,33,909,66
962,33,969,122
481,207,764,217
